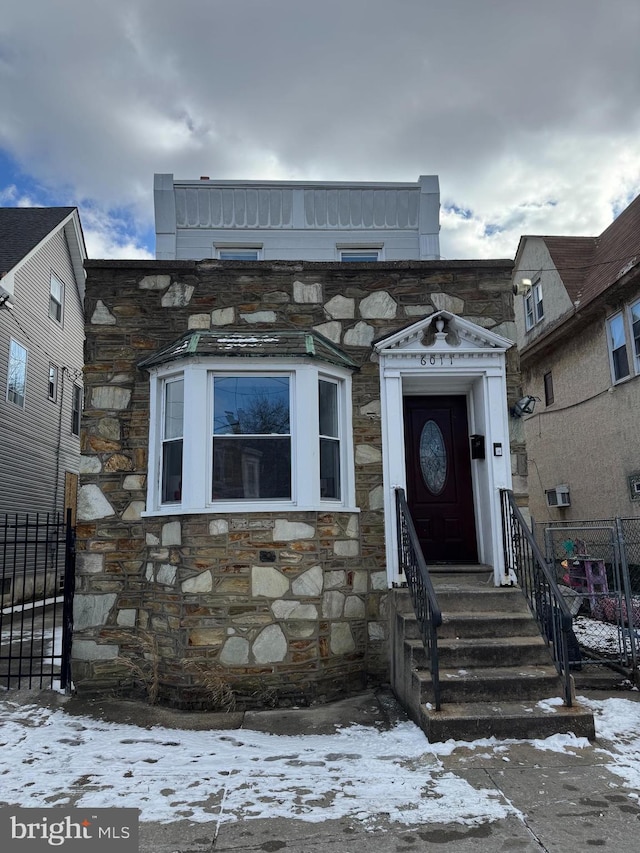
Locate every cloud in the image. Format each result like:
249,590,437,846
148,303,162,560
0,0,639,258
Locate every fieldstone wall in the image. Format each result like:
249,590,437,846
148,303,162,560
76,258,518,708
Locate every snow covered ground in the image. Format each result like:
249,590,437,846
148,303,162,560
0,694,639,828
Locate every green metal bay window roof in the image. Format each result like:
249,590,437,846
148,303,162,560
138,330,358,371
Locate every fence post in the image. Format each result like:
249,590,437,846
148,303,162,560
60,508,76,693
616,517,639,681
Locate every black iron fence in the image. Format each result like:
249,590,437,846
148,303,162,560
395,488,443,710
501,490,574,706
535,518,640,675
0,511,75,690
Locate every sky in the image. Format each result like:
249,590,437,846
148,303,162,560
0,693,639,829
1,1,639,261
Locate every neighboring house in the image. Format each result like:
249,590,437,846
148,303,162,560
74,257,523,707
154,173,441,261
0,207,86,519
513,193,640,523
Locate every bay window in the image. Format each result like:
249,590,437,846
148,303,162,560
144,349,355,515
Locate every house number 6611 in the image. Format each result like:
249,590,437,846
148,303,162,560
421,354,454,365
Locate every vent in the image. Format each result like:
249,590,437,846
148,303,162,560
546,484,570,507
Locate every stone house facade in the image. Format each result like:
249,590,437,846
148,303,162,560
75,258,521,708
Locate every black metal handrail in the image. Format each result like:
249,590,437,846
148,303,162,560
395,488,443,710
500,489,574,706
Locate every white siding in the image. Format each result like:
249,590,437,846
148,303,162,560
0,228,83,516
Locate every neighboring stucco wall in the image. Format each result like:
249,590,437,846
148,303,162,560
514,238,574,347
521,301,640,522
75,259,518,708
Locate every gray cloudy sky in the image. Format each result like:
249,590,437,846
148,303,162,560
1,0,639,259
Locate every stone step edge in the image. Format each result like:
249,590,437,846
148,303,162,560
397,611,535,623
421,698,593,720
405,636,547,652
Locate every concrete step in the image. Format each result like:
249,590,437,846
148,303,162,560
440,612,540,639
419,698,596,742
433,586,531,614
397,609,540,640
413,664,563,704
405,636,552,670
428,563,493,575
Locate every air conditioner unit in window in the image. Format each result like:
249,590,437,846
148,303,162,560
546,484,571,507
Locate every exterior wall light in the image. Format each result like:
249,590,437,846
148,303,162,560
512,395,538,418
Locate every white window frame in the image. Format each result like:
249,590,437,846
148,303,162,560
7,338,28,408
524,280,543,330
145,358,356,516
215,245,263,261
49,273,64,323
48,364,59,402
338,246,383,262
627,297,640,375
606,311,631,383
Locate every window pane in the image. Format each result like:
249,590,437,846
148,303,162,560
543,371,554,406
631,300,640,360
525,293,534,328
162,440,183,502
218,250,259,260
164,379,184,439
50,275,63,321
320,437,340,499
341,251,379,262
8,340,27,407
72,385,82,435
214,377,289,435
608,314,626,349
212,437,291,499
319,380,338,437
613,346,630,381
50,275,63,302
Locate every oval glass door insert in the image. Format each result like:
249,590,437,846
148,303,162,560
420,420,447,494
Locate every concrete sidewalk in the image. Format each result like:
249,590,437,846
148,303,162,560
141,701,640,852
12,682,640,853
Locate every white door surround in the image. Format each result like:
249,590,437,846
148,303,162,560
374,311,515,587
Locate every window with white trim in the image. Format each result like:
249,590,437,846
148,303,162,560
319,378,341,499
524,280,543,330
146,359,355,514
216,247,262,260
49,273,64,322
161,377,184,503
7,339,27,408
606,312,630,383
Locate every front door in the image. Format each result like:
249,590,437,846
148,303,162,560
404,395,477,563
